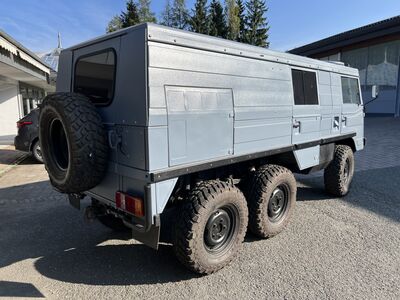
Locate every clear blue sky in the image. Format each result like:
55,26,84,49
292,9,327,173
0,0,399,53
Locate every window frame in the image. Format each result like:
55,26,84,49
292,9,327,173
73,48,117,106
340,76,362,105
291,68,320,106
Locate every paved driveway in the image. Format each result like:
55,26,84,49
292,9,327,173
0,118,399,299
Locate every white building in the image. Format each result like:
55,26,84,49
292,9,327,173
0,29,55,145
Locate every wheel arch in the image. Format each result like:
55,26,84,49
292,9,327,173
336,138,356,152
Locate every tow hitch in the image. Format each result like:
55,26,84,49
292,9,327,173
67,193,84,210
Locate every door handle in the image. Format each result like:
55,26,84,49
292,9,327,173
293,120,300,129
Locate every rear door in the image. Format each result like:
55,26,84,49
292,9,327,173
72,39,120,201
291,68,321,144
340,76,364,136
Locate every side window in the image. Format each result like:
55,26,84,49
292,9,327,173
291,69,319,105
74,49,116,105
341,77,361,104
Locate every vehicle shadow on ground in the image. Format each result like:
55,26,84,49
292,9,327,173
0,281,44,298
296,166,400,223
34,243,197,286
0,149,26,165
19,156,41,165
1,166,399,286
0,181,197,285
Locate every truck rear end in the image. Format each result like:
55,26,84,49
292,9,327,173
40,25,163,247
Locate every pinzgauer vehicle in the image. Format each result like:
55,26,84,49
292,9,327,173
39,23,365,274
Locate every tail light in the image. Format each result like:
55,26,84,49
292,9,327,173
115,191,144,217
17,121,32,129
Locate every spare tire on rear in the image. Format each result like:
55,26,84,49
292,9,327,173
39,92,108,193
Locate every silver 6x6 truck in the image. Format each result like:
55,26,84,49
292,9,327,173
39,23,365,274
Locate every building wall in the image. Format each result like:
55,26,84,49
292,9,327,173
0,83,19,144
317,39,400,116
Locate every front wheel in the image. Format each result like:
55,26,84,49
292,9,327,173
324,145,355,197
173,180,248,274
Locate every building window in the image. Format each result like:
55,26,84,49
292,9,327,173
366,40,399,90
292,69,319,105
19,84,45,116
341,77,361,104
341,47,368,87
74,49,116,105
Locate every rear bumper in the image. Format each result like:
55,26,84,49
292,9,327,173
14,135,30,152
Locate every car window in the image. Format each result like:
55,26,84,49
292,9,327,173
74,49,116,105
292,69,319,105
341,77,361,104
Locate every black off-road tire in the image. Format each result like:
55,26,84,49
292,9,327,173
324,145,355,197
39,93,108,193
98,214,129,232
173,180,248,275
247,165,297,238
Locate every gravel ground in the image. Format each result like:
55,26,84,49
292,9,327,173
0,118,399,299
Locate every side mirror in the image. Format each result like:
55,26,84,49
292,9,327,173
371,85,379,99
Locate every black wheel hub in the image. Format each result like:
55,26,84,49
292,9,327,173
204,206,237,253
268,185,289,222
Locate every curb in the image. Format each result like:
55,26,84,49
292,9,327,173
0,154,28,178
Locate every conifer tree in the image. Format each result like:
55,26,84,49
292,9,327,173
208,0,227,38
236,0,246,42
244,0,269,47
225,0,240,41
106,15,123,33
137,0,157,23
120,0,141,28
171,0,189,29
160,0,174,26
189,0,209,34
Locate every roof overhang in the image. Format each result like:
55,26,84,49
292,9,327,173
0,59,55,91
0,34,50,73
289,15,400,56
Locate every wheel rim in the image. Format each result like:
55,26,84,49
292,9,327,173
49,119,69,171
268,184,289,222
34,143,42,160
343,158,350,184
204,205,238,254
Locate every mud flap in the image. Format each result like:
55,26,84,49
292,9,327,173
131,223,160,250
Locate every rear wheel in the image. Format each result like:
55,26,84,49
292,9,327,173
246,165,297,238
32,140,43,163
324,145,355,196
173,180,248,274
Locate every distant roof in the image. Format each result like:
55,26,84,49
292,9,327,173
38,47,61,71
289,15,400,56
37,33,62,71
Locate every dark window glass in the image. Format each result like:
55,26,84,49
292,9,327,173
292,69,305,105
74,49,116,105
341,77,361,104
292,69,319,105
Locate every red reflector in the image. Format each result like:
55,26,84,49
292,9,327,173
17,121,33,129
115,191,144,217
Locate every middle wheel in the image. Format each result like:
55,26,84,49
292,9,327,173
247,164,297,238
173,180,248,274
